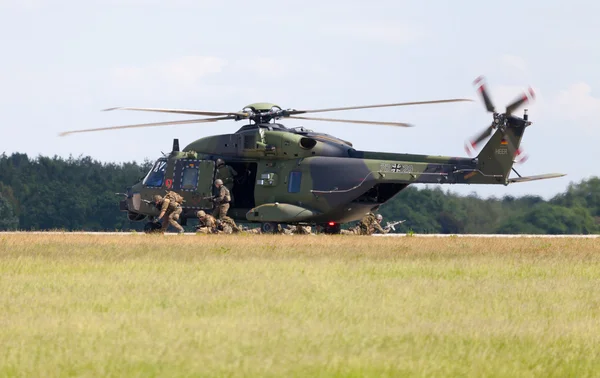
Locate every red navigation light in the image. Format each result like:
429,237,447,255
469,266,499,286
328,222,335,226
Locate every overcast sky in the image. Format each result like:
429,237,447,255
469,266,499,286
1,0,598,199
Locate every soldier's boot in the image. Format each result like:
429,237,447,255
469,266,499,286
219,203,230,219
169,218,184,234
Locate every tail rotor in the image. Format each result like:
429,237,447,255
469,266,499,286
466,76,535,162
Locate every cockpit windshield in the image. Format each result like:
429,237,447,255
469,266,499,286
142,159,167,187
289,126,313,133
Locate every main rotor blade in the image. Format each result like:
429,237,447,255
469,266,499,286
505,88,535,115
287,115,413,127
289,99,473,115
59,116,234,137
103,107,249,118
473,76,496,113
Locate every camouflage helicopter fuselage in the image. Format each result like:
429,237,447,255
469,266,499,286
120,109,561,232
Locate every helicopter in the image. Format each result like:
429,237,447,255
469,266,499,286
60,76,565,233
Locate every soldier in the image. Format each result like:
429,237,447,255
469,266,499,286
373,214,386,234
219,216,241,234
195,210,218,234
215,158,238,192
277,224,293,235
154,194,184,234
212,179,231,219
292,225,313,235
340,212,388,235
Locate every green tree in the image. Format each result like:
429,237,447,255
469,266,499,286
497,203,599,234
0,193,18,230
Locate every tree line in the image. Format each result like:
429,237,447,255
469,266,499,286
0,153,598,234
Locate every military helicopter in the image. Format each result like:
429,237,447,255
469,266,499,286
60,76,565,233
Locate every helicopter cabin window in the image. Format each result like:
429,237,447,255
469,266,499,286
181,165,199,190
143,159,167,187
288,171,302,193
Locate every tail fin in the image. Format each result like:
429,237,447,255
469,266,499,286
475,121,525,183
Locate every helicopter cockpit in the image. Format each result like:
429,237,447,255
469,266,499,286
142,158,167,188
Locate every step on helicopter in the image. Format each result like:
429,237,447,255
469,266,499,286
60,76,565,233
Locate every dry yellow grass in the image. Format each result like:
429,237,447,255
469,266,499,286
1,234,600,377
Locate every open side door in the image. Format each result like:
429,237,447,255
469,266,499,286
173,159,216,210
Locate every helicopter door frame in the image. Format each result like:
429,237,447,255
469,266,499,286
172,159,216,210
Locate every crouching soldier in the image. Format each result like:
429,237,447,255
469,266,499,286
154,194,184,234
195,210,218,234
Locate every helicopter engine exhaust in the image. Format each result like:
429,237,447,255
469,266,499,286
299,137,317,149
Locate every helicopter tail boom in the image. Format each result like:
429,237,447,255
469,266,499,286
471,121,525,183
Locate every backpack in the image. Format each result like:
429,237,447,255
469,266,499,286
164,190,185,205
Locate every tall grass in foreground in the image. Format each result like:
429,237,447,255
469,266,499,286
1,234,599,377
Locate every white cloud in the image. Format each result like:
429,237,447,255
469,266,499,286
111,56,227,90
501,54,528,72
0,0,40,9
323,22,423,45
231,57,289,78
111,55,328,93
0,0,213,9
551,82,600,127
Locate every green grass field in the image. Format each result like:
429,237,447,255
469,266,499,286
1,234,599,377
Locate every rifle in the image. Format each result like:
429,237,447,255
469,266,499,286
384,220,405,232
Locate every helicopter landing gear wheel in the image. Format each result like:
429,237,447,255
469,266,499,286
144,221,162,234
261,222,278,234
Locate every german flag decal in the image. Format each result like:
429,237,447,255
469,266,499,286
500,138,508,145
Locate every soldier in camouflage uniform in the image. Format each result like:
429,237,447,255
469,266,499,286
212,179,231,219
292,225,313,235
195,210,219,234
340,212,387,235
154,194,184,233
218,216,241,234
215,158,237,193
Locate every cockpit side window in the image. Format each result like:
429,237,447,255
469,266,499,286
143,159,167,187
